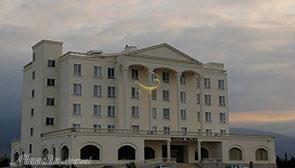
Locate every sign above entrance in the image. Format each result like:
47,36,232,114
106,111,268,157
171,137,198,142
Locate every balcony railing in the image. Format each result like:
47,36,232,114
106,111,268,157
40,127,275,140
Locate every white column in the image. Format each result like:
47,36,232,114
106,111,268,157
176,73,181,131
167,139,171,161
148,69,152,130
198,140,202,161
199,76,204,132
122,65,129,129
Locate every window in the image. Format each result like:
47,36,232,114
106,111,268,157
73,103,81,115
152,90,157,100
220,113,226,123
163,90,169,101
93,85,102,97
181,109,187,120
180,91,186,103
47,78,55,86
181,127,187,134
32,71,35,80
73,83,82,96
29,144,32,153
74,64,81,76
31,89,35,98
196,94,200,104
93,105,101,117
162,72,169,83
132,106,139,118
152,108,157,119
48,59,55,68
131,69,139,80
94,66,101,78
46,117,54,126
31,108,34,117
229,148,242,161
152,126,157,133
46,98,55,106
132,125,139,133
107,124,115,132
205,112,212,122
197,112,200,121
255,148,268,161
220,130,226,135
180,75,186,85
164,127,170,134
131,87,139,99
219,96,225,106
108,86,115,98
108,67,114,79
196,78,200,88
163,108,170,119
32,53,36,62
108,106,115,117
204,78,210,88
204,95,211,105
93,124,101,132
73,123,81,129
206,129,212,136
218,79,225,89
30,127,34,136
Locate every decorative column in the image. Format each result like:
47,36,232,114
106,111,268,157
176,72,181,131
122,65,129,129
198,140,202,161
167,139,171,161
148,68,153,130
199,76,204,132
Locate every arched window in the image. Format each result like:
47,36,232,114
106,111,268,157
14,152,19,162
201,148,209,159
80,145,100,160
52,147,56,160
144,147,155,160
118,145,136,160
42,148,49,159
61,146,69,161
256,148,268,161
229,147,242,161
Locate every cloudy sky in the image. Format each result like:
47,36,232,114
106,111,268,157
1,0,295,136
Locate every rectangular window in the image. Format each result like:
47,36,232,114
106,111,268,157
197,112,201,121
32,53,36,62
46,117,54,126
31,108,34,117
31,89,35,98
132,106,139,118
206,129,212,136
204,78,210,88
152,126,157,133
205,112,212,122
32,71,35,80
205,95,211,105
48,59,56,68
47,78,55,86
93,85,102,97
94,66,102,78
152,108,157,119
163,90,169,101
108,106,115,117
180,75,185,85
181,109,187,120
108,86,115,98
180,91,186,103
131,87,139,99
162,72,169,83
181,127,187,134
108,67,115,79
220,129,226,135
93,124,101,132
73,103,81,115
30,127,34,136
220,113,226,123
152,90,157,100
93,105,101,116
196,78,200,88
219,96,226,106
218,79,225,89
29,144,32,153
196,94,200,104
132,125,139,133
73,83,82,96
131,69,139,80
74,64,81,76
107,124,115,132
164,126,170,134
73,123,81,129
46,98,55,106
163,108,170,119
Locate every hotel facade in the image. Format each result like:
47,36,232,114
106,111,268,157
11,40,276,167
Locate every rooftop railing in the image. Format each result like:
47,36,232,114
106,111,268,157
40,127,275,140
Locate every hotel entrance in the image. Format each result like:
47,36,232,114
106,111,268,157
162,145,188,163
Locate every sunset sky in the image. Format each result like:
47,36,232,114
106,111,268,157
1,0,295,136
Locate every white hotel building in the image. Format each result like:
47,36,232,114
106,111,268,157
11,40,276,167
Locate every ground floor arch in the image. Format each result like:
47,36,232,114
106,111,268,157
144,146,155,160
118,145,136,160
80,145,100,160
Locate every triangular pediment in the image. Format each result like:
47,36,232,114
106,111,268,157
129,43,202,64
